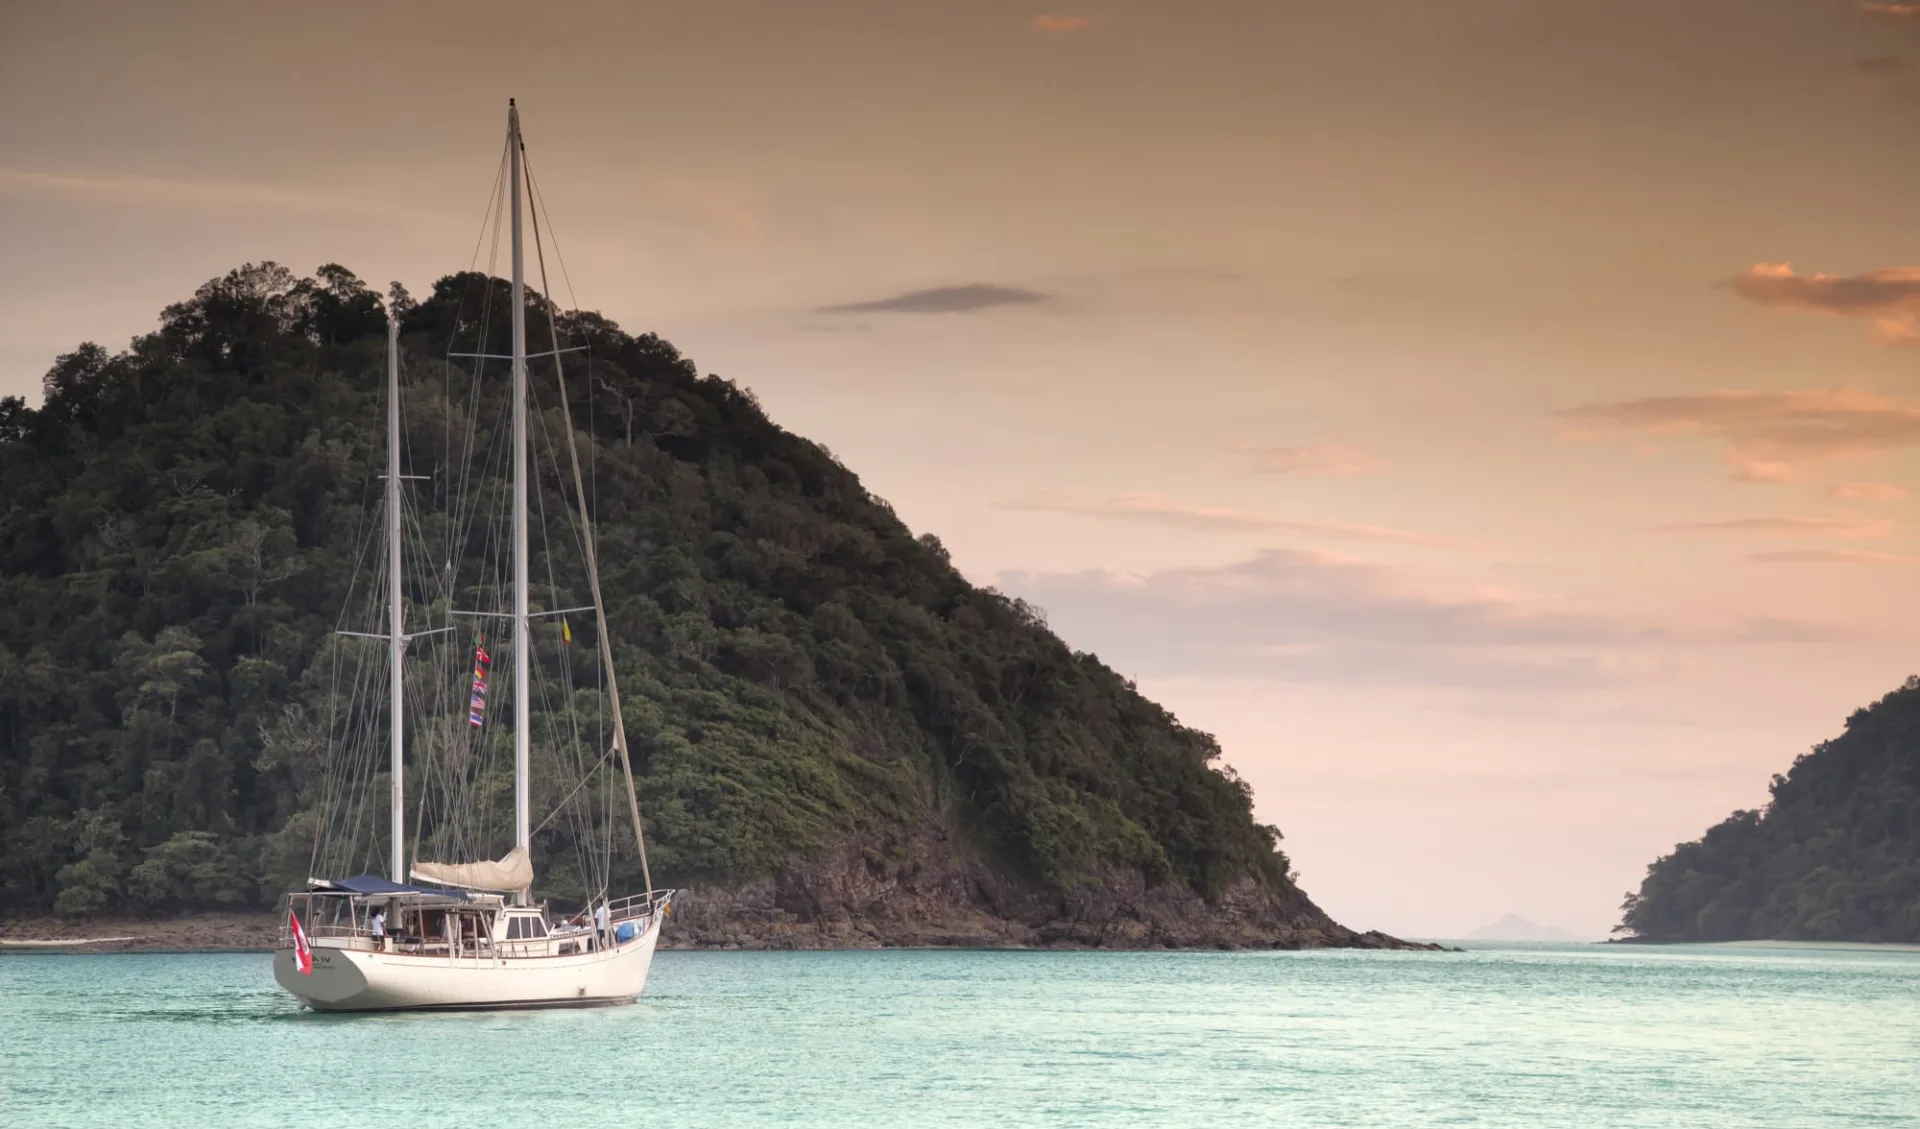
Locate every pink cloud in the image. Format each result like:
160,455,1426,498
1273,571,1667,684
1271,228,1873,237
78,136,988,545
1727,262,1920,345
1750,548,1920,566
998,491,1428,542
1854,56,1911,86
999,549,1875,689
1246,443,1389,477
1657,515,1898,540
1861,2,1920,21
1032,14,1096,32
1829,481,1907,501
1561,388,1920,482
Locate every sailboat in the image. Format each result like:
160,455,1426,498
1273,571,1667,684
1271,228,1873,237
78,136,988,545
272,101,673,1011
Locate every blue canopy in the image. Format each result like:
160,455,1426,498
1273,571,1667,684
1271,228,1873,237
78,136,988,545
313,875,469,901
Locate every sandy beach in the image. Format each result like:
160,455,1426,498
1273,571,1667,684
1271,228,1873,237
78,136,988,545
0,914,280,953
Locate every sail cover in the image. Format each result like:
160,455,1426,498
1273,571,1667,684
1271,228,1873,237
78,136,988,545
410,847,533,891
313,875,469,900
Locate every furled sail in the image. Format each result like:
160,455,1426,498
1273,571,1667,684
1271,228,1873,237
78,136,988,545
410,847,533,891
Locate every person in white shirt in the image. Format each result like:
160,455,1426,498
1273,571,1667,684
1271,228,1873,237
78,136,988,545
369,909,386,939
593,902,609,944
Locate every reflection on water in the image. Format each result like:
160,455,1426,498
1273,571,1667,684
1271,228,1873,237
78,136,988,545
3,944,1918,1128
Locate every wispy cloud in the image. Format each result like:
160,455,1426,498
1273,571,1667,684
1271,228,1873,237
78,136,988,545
1032,14,1096,32
1726,262,1920,345
1657,515,1898,540
999,549,1869,688
0,167,384,217
1862,2,1920,22
1008,549,1642,650
1853,56,1912,92
1829,481,1907,501
999,491,1429,542
1856,55,1911,78
818,283,1049,315
1561,388,1920,482
1750,548,1920,565
1245,443,1388,477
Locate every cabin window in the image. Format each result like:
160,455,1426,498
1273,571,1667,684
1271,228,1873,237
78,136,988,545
506,918,523,940
526,919,547,938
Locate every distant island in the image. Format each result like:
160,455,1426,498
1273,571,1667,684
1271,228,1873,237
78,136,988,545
1467,914,1581,943
0,263,1424,951
1618,676,1920,944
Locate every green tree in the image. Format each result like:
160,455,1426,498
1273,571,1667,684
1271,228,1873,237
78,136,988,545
1621,675,1920,942
0,262,1304,925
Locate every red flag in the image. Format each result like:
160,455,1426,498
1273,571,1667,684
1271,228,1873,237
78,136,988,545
289,909,313,976
468,643,492,727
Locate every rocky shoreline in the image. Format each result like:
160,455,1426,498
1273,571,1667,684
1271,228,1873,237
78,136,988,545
1,913,282,953
0,911,1433,954
658,841,1440,951
2,843,1440,954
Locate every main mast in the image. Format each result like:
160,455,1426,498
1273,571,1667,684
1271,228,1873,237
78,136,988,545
509,100,532,901
386,314,405,883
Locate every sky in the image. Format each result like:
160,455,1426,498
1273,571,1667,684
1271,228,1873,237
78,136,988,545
3,0,1918,939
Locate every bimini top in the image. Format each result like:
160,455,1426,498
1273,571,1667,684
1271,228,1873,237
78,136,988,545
310,875,469,901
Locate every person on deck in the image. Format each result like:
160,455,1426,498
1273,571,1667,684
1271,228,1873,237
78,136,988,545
369,908,386,942
593,902,609,945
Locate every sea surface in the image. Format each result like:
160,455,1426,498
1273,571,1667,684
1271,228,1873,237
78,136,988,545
3,941,1918,1128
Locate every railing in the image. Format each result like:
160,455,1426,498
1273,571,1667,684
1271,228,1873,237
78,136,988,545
276,891,495,957
605,888,676,927
277,892,369,949
271,888,678,952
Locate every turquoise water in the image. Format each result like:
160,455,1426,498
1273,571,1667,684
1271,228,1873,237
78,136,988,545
4,943,1918,1127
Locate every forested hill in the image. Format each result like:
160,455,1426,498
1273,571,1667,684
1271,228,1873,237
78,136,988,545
0,263,1375,948
1620,676,1920,943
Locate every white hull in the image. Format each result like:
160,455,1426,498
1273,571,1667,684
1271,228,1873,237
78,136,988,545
274,917,662,1012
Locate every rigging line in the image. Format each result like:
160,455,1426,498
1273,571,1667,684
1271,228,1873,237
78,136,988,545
466,136,512,275
523,152,605,671
529,743,617,839
443,384,489,614
522,151,581,318
401,646,452,874
528,347,597,579
448,137,511,550
524,149,603,601
519,195,596,809
445,137,508,582
311,532,367,873
511,420,607,892
586,338,595,579
537,418,604,872
523,178,600,590
329,629,384,876
527,158,654,894
455,387,519,860
531,471,592,828
395,356,459,659
310,636,348,877
402,503,443,608
446,349,514,653
313,460,386,876
457,300,511,551
525,153,605,700
450,186,506,571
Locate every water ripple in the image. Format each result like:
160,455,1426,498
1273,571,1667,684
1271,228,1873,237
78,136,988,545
2,945,1918,1128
